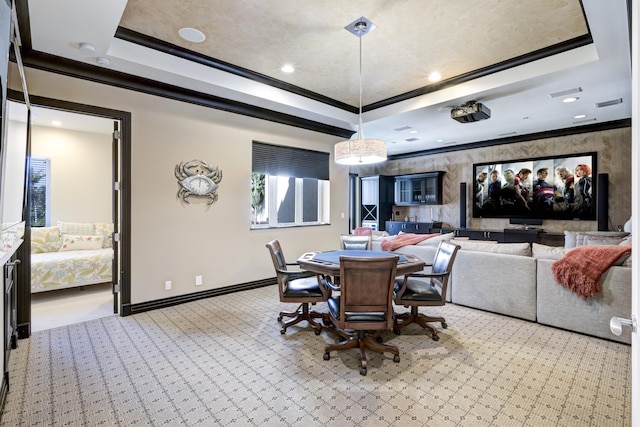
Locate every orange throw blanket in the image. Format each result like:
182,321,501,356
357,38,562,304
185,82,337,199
381,233,440,251
551,244,631,299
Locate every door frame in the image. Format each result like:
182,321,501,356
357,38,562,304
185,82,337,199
10,90,132,338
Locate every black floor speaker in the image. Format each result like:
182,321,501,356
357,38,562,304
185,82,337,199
597,173,608,231
460,182,467,229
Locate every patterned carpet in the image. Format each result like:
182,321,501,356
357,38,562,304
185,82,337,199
0,285,631,426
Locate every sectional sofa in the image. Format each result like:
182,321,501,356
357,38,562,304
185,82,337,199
372,231,632,344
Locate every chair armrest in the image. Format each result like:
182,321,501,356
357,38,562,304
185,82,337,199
406,271,450,279
320,275,341,292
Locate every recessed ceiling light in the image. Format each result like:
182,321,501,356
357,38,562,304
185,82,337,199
78,42,96,55
409,130,418,134
178,27,206,43
51,120,61,127
281,64,294,73
562,97,579,103
436,139,444,143
96,57,110,67
574,114,587,119
428,72,442,82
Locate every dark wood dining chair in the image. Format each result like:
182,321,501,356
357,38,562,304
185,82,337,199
339,234,372,250
393,241,460,340
266,240,329,335
323,255,399,376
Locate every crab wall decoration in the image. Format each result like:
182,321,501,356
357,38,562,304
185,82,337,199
175,160,223,205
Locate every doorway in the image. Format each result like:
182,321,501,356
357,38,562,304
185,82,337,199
24,104,116,331
9,93,132,338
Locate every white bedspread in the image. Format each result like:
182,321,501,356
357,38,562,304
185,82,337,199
31,248,113,293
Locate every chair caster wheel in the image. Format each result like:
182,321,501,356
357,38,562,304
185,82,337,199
280,328,286,334
393,329,401,335
277,316,283,322
441,322,448,329
338,335,346,342
359,367,367,376
314,328,322,336
393,354,400,363
323,352,330,361
432,334,440,341
376,336,383,343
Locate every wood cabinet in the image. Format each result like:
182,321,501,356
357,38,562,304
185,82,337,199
444,228,564,246
360,175,394,231
394,172,444,205
386,221,443,235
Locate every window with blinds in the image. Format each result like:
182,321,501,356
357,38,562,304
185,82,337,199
251,141,330,228
30,157,51,227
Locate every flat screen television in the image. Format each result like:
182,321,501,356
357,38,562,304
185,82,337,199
472,152,597,221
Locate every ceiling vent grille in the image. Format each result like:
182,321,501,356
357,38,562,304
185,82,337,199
595,98,623,108
394,126,412,131
549,87,583,98
405,138,419,142
573,118,596,125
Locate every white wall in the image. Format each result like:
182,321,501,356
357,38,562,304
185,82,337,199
31,125,112,225
11,66,350,304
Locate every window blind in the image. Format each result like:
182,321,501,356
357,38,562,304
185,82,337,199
252,141,329,180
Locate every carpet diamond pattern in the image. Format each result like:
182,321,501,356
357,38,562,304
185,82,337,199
1,285,631,426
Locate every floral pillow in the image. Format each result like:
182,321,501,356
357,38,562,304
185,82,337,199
59,234,104,252
94,222,114,248
31,226,62,253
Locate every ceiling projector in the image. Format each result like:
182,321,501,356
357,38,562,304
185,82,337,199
450,101,491,123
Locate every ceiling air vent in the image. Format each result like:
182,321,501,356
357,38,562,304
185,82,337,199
549,87,582,98
595,98,623,108
573,118,596,125
394,126,412,131
405,138,419,142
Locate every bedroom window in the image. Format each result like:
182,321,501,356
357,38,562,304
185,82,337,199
29,157,51,227
251,141,330,228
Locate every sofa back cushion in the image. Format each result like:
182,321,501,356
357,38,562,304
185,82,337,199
31,226,62,253
416,232,455,246
564,230,628,249
532,243,568,260
453,240,532,257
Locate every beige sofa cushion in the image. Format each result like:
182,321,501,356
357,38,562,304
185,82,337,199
532,243,568,260
453,240,532,257
564,230,628,249
416,232,455,246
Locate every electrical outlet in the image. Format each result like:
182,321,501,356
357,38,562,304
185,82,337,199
195,275,203,286
165,280,172,291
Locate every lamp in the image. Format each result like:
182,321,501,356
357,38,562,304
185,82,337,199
334,17,387,165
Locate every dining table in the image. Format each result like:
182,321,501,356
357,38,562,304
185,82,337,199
297,249,426,277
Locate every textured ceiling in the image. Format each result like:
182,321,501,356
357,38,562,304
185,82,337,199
118,0,588,107
21,0,631,156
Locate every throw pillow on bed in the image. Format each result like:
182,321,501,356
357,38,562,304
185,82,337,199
31,226,62,253
57,221,95,236
94,222,114,248
59,234,104,252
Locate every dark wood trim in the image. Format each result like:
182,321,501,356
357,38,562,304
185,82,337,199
388,118,632,160
364,35,593,112
9,90,132,336
0,371,8,414
123,279,276,315
16,51,355,140
115,27,357,114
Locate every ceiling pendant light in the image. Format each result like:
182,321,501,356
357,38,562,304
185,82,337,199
335,17,387,166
